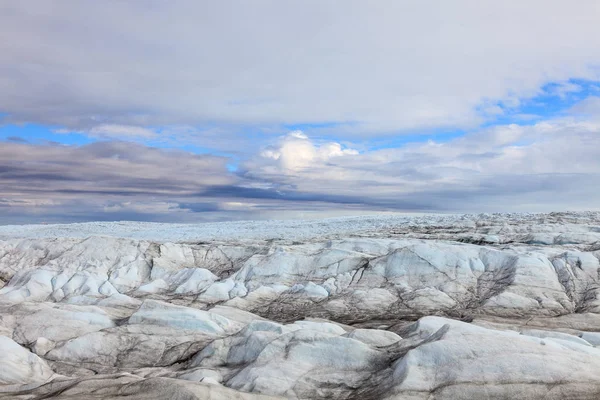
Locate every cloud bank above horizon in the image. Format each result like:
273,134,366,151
1,1,600,223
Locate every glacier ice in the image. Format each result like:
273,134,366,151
2,212,600,399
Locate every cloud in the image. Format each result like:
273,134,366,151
569,96,600,117
240,122,600,212
1,1,600,136
546,82,583,99
55,124,158,139
4,141,234,190
3,0,600,222
258,131,358,172
0,138,372,223
5,136,28,143
0,141,239,222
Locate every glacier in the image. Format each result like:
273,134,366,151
2,212,600,399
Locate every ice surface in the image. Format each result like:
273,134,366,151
2,211,600,399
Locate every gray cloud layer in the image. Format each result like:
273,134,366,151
2,1,600,136
0,141,236,223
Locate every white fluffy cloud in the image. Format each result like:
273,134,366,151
259,131,358,172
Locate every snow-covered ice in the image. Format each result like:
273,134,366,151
2,211,600,399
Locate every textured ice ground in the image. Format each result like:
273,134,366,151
2,211,600,399
0,213,448,242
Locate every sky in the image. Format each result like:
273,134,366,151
2,1,600,224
